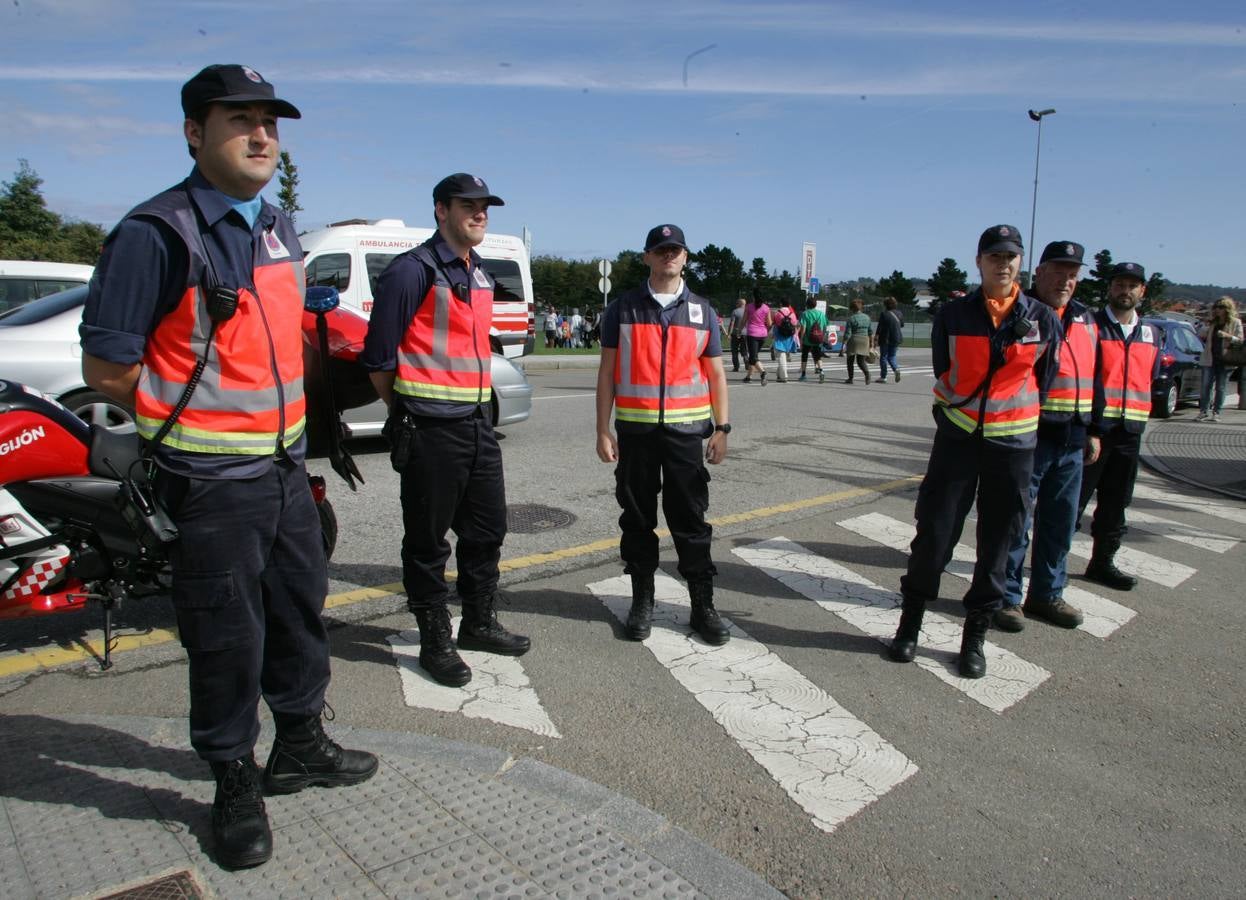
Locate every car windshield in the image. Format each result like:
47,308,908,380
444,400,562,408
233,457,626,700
0,285,87,325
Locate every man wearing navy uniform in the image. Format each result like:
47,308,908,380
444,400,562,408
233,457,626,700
81,64,376,870
1078,261,1162,591
595,224,732,645
362,173,530,689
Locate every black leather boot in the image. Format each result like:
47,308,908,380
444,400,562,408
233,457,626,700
958,611,990,679
1084,541,1137,590
210,756,271,870
889,597,925,663
263,714,379,795
625,572,655,640
459,592,531,656
414,604,472,686
687,579,730,645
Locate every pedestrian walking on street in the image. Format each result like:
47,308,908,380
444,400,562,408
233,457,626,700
771,301,800,382
999,241,1098,633
874,296,904,383
889,225,1060,679
1078,262,1163,592
544,305,559,349
727,297,746,371
742,289,772,384
798,297,829,382
1196,297,1243,422
80,64,377,871
595,223,732,646
362,172,530,689
842,298,873,384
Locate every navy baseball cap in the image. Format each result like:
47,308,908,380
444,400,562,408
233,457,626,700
1109,261,1146,282
432,173,505,206
1040,241,1086,266
978,224,1024,255
645,224,687,252
181,64,300,118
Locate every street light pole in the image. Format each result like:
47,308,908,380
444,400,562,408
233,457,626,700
1025,108,1056,288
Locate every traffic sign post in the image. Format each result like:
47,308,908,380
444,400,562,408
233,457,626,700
598,260,612,305
809,277,820,296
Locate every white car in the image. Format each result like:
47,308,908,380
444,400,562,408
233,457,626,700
0,260,93,316
0,286,533,434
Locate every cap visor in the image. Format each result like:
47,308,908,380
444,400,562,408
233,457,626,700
980,242,1024,255
212,95,301,118
647,240,687,251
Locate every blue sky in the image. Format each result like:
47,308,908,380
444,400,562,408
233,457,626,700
2,0,1243,287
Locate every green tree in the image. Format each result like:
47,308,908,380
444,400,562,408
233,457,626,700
928,258,968,305
1076,249,1114,306
276,150,303,223
1140,272,1168,316
877,270,917,306
687,243,746,308
0,159,106,263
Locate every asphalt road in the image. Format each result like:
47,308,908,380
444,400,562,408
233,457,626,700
3,349,1244,897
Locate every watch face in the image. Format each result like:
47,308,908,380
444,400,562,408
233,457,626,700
716,423,732,434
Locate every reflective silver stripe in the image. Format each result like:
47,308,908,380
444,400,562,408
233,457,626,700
396,350,484,373
138,369,301,412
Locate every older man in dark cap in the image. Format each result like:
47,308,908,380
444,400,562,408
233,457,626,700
362,173,530,690
80,64,377,871
999,241,1099,632
889,225,1061,678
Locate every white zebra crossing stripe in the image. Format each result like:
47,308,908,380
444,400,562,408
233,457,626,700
387,622,561,738
1114,507,1239,554
839,513,1136,639
588,573,917,833
1131,481,1246,527
731,539,1050,713
1066,533,1195,587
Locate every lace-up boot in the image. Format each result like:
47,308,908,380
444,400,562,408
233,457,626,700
958,610,991,679
687,579,730,645
1084,540,1138,591
889,597,925,662
459,592,531,656
263,714,378,795
210,756,271,869
415,604,472,685
625,572,656,640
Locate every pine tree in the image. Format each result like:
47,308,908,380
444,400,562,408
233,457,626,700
928,258,968,305
877,270,917,306
277,151,303,223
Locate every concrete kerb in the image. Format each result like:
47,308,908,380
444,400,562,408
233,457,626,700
0,713,783,899
519,354,600,371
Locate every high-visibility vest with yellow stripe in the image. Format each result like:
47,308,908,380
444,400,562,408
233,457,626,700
613,287,714,434
394,246,492,408
1040,301,1097,422
130,185,307,456
1094,312,1160,435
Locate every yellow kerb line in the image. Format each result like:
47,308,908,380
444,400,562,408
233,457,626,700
0,476,919,678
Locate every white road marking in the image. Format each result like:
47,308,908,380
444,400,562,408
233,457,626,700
1066,533,1196,588
387,622,560,738
839,513,1136,639
1113,507,1239,554
588,573,917,833
730,539,1049,713
1131,481,1246,528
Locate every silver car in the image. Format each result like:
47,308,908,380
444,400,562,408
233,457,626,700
0,286,533,434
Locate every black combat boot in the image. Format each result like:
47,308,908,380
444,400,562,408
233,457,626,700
958,611,991,679
625,572,656,641
263,713,379,795
414,604,472,686
889,597,925,663
687,579,730,645
210,756,271,870
1084,540,1137,591
459,592,531,656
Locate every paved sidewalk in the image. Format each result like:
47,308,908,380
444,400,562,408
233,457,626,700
0,714,781,900
520,354,600,371
1140,391,1246,500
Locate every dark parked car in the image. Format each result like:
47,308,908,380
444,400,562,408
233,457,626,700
1144,316,1203,418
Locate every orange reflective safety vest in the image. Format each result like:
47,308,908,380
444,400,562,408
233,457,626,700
612,286,715,434
1092,310,1161,435
129,185,307,456
394,245,492,408
932,291,1056,446
1039,298,1098,423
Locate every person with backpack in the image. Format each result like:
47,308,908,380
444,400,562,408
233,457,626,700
771,301,801,382
798,297,829,383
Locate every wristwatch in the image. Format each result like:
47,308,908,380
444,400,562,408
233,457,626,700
714,423,732,434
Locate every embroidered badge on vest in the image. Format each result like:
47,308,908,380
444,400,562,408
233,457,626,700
688,304,703,324
472,266,491,288
263,229,290,259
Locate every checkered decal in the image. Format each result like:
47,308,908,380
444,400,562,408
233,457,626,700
2,553,70,603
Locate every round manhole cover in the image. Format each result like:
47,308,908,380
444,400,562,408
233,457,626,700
507,504,577,533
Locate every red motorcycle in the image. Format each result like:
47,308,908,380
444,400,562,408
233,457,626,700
0,287,373,668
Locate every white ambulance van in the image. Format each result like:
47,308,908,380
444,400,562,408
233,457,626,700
298,219,535,359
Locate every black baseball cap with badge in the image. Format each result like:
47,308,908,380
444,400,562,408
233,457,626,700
1039,241,1086,266
432,173,505,206
977,224,1024,255
181,64,301,118
645,224,688,252
1109,261,1146,282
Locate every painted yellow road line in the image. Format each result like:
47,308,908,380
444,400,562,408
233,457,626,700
0,475,919,677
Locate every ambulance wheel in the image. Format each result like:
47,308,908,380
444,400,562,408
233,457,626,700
317,498,338,560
